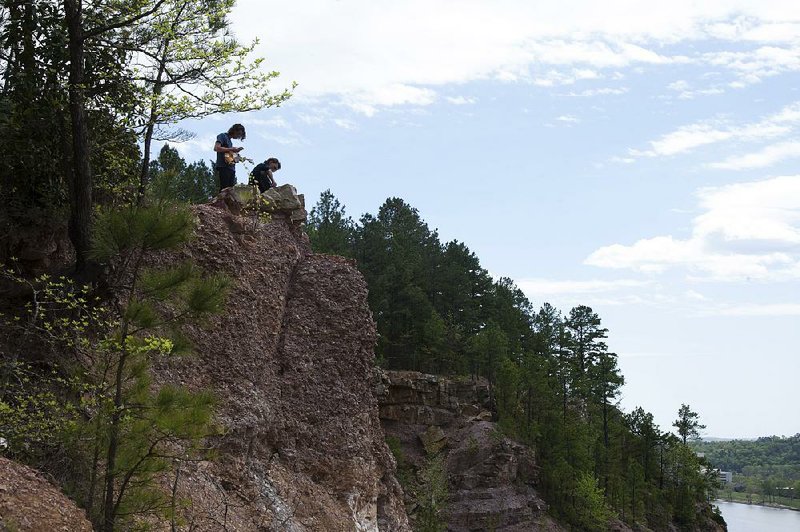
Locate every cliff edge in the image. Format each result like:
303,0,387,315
143,185,409,531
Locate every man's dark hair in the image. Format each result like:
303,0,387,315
266,157,281,169
228,123,246,139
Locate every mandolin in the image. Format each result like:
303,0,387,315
224,151,254,165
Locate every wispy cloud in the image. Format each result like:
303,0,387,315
232,1,800,113
446,95,477,105
518,278,653,296
706,303,800,316
625,102,800,160
566,86,629,97
704,45,800,87
709,140,800,170
667,79,725,99
585,175,800,281
556,114,581,123
332,118,357,130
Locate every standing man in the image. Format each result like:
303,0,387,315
214,123,246,191
250,157,281,193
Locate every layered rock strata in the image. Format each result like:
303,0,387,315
377,370,563,531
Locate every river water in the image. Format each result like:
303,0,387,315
716,500,800,531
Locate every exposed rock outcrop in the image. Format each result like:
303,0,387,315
140,186,408,530
0,221,73,274
0,456,92,532
377,370,564,531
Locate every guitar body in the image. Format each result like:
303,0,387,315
224,151,254,165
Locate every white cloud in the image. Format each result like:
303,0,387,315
556,114,580,123
446,95,477,105
668,80,690,91
704,45,800,86
585,175,800,281
709,140,800,170
630,123,735,157
231,1,800,112
566,87,629,96
248,117,291,128
627,101,800,159
517,278,659,309
333,118,357,130
518,278,654,296
297,113,326,126
685,289,709,301
164,137,209,162
712,303,800,316
666,79,725,99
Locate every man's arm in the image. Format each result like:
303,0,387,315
268,170,277,187
214,141,242,153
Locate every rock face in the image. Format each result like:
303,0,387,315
0,221,73,274
377,370,564,531
142,186,409,530
0,456,92,532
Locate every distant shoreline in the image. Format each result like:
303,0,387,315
716,499,800,513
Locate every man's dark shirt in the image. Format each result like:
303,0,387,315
250,163,274,193
215,133,233,169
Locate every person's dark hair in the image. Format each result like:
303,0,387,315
266,157,281,169
228,123,246,139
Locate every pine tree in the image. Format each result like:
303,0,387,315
673,404,706,445
89,197,229,531
307,190,355,256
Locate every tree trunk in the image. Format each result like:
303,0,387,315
64,0,92,272
137,40,169,202
102,348,127,531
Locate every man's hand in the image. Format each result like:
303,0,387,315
234,147,244,153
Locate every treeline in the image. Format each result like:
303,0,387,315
693,435,800,504
692,435,800,479
307,190,723,530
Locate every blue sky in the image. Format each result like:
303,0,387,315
168,1,800,439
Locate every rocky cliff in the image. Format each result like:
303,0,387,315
377,370,564,531
134,185,409,530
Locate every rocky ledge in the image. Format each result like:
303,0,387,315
377,370,563,531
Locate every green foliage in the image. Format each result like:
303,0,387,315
692,434,800,507
673,404,706,445
148,144,216,204
0,361,77,457
90,200,194,262
134,0,293,132
133,0,294,192
0,0,141,224
0,195,228,530
306,190,721,531
239,183,274,230
88,201,228,530
574,472,616,531
414,454,449,532
307,189,356,257
692,435,800,480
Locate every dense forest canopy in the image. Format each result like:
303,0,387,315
306,188,723,530
693,435,800,480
